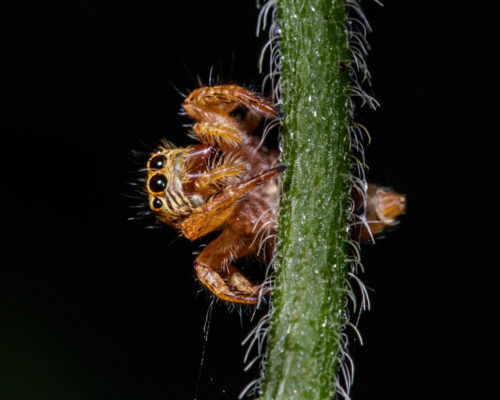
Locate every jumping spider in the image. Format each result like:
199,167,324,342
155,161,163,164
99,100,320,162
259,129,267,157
145,85,405,305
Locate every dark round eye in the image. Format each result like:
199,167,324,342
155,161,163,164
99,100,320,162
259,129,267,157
149,173,167,192
152,197,163,209
149,155,165,170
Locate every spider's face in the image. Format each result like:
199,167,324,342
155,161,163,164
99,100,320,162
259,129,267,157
146,146,200,226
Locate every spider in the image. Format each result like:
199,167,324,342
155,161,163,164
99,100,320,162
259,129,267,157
146,85,283,304
145,85,405,305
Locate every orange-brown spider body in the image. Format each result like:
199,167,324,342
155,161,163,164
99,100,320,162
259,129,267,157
146,85,283,304
145,85,405,305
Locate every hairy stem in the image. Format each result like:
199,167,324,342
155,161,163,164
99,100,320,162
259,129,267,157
260,0,352,398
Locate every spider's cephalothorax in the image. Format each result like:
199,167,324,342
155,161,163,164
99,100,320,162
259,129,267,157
146,85,283,304
145,85,406,305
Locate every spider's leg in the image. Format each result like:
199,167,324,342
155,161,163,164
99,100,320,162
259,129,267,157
194,226,260,305
186,103,246,148
181,165,285,240
195,163,247,192
183,85,282,149
184,85,280,119
219,265,255,294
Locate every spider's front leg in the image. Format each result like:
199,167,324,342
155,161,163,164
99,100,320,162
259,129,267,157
194,225,261,305
183,165,286,304
181,165,285,240
182,85,281,149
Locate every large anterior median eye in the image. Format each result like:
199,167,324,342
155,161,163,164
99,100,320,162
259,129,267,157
149,155,166,170
149,173,167,193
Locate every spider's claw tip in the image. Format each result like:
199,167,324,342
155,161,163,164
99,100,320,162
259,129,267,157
278,163,288,172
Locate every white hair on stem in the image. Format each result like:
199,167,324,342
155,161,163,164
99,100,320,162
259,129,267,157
239,1,381,399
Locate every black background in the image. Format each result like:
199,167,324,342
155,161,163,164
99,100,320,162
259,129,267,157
2,1,477,399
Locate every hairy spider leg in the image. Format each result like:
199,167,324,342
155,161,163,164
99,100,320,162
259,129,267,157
183,85,281,150
181,165,285,240
184,103,246,147
195,163,247,191
184,165,285,304
195,226,261,305
184,85,280,119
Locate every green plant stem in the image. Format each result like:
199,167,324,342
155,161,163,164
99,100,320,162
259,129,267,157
260,1,351,398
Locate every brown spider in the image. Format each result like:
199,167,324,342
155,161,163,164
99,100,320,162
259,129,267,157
146,85,283,304
145,85,405,305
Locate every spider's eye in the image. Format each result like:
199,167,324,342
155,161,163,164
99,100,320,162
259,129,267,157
149,173,167,193
149,155,166,170
152,197,163,209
